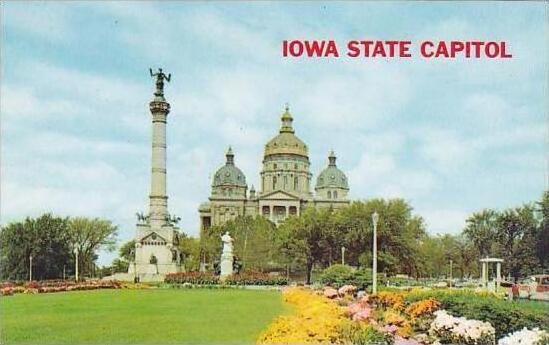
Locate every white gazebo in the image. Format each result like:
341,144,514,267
479,257,504,291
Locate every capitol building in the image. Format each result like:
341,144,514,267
198,105,350,230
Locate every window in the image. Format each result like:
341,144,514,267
273,163,277,169
328,191,332,199
334,191,338,199
273,176,277,189
294,176,298,190
284,175,288,188
294,163,298,169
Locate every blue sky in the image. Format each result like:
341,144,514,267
1,2,547,265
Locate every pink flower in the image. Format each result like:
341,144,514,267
352,307,372,321
323,287,338,299
394,336,422,345
348,303,362,315
383,324,398,333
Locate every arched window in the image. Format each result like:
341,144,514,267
273,176,277,189
294,176,298,190
328,191,332,199
333,191,338,199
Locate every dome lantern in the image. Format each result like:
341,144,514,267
280,103,295,134
226,146,234,165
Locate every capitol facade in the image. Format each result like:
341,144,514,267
198,105,350,230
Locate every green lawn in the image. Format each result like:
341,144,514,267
1,288,288,344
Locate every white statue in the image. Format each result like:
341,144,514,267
220,231,234,278
221,231,233,254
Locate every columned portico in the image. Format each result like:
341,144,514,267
480,257,504,291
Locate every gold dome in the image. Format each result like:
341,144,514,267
264,105,308,158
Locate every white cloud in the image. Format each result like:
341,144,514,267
421,209,469,234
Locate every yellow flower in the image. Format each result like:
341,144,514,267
257,288,347,344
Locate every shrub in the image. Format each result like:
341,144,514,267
373,291,406,311
340,322,394,345
164,272,219,285
404,289,549,339
224,272,288,286
430,309,495,345
405,298,440,318
319,264,371,289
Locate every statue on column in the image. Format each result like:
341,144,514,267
220,231,234,278
149,68,171,96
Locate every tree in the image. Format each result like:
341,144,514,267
67,217,118,277
496,205,541,279
463,209,498,258
119,240,136,262
199,216,277,272
0,214,73,280
276,208,333,284
335,199,426,277
178,234,200,271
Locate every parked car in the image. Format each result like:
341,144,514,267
513,275,549,301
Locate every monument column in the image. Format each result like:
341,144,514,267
148,68,171,228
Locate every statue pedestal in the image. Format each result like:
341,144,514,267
220,252,233,278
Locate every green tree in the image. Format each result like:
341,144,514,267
67,217,118,277
119,240,136,262
0,214,73,280
200,216,276,272
496,205,541,279
335,199,426,277
178,234,200,271
276,208,333,284
463,209,498,258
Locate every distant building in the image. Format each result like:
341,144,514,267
198,105,350,229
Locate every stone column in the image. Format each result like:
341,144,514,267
285,206,289,217
481,262,486,287
496,262,501,291
149,94,170,228
269,205,273,221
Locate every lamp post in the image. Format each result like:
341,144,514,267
341,246,346,265
449,259,453,288
74,247,79,282
372,211,379,294
29,254,33,282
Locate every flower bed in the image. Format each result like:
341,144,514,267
165,272,288,286
257,286,549,345
498,327,549,345
429,309,495,345
0,280,122,296
165,272,219,285
403,288,549,338
257,287,346,343
224,272,288,286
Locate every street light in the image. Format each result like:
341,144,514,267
29,254,33,282
372,211,379,294
449,259,453,288
74,247,79,282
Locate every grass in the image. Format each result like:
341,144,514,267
1,288,289,344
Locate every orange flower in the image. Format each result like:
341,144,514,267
404,298,440,318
